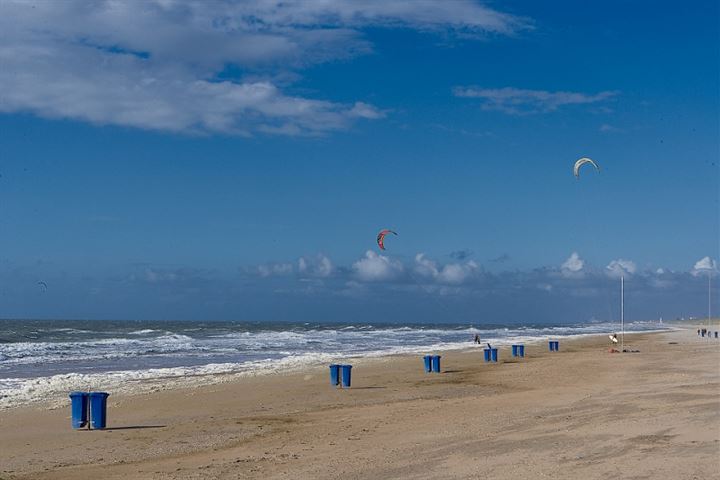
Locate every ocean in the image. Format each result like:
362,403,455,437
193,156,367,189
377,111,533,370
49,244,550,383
0,319,670,409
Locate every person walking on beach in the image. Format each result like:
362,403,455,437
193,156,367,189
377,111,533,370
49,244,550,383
473,334,481,344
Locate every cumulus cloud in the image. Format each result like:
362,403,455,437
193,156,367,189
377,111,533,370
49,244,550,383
131,267,209,285
692,256,718,276
0,0,524,135
353,250,404,282
561,252,584,277
255,254,333,277
605,259,637,278
298,254,333,278
258,262,294,277
414,253,478,285
452,86,618,115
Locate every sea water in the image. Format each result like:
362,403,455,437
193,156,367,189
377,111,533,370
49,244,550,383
0,319,670,408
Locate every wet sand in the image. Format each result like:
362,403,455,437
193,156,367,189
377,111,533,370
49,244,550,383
1,328,718,479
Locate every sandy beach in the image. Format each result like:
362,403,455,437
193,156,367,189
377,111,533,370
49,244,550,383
1,328,718,480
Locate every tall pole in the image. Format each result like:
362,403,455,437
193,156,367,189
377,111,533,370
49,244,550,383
709,272,712,340
621,275,625,352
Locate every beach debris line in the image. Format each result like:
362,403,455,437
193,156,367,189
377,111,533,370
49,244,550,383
573,157,600,178
376,229,397,250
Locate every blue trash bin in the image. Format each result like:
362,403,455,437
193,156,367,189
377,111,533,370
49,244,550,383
329,364,340,386
491,348,498,362
69,391,88,429
89,392,110,429
715,332,718,339
554,341,560,351
483,348,491,362
340,365,352,388
431,355,441,373
423,355,432,373
518,345,525,357
511,345,518,357
549,341,555,351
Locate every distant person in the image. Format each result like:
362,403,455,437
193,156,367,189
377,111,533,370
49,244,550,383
473,334,481,344
609,333,618,344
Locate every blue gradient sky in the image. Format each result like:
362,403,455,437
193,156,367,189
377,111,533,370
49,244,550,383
0,0,717,322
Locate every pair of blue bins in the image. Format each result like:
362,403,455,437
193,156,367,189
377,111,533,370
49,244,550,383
483,348,498,362
69,391,109,430
549,341,560,352
423,355,442,373
511,345,525,357
329,364,353,388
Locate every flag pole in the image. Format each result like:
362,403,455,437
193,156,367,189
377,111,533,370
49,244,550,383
621,275,624,353
709,272,712,341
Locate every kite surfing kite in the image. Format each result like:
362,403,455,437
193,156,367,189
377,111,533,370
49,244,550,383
376,229,397,250
573,157,600,178
37,281,47,292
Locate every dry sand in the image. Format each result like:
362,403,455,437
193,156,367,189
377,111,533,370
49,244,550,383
1,328,718,479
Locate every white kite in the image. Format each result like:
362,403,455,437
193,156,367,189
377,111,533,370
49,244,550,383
573,157,600,178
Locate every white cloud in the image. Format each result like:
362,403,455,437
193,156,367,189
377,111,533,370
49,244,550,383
605,259,637,278
692,256,718,276
353,250,403,282
414,253,478,285
453,86,618,115
561,252,584,277
298,254,333,277
0,0,524,135
258,262,294,277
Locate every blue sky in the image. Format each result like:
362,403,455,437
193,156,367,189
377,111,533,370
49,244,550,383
0,0,717,323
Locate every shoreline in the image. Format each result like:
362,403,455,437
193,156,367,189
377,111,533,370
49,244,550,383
1,328,718,479
1,324,680,411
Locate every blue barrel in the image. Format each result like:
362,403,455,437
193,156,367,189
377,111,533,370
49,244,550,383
69,391,88,429
431,355,441,373
701,330,705,337
511,345,518,357
549,341,555,351
423,355,432,373
483,348,491,362
554,341,560,351
89,392,110,429
518,345,525,357
329,364,340,386
340,365,352,388
715,332,718,339
491,348,498,362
